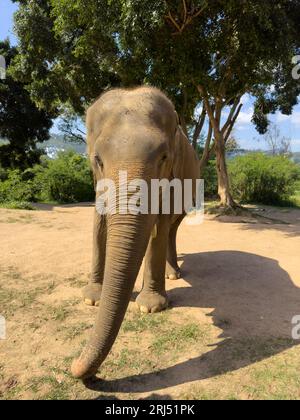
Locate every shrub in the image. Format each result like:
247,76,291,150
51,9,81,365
33,151,94,203
0,169,38,203
228,153,300,205
0,165,8,182
0,201,35,210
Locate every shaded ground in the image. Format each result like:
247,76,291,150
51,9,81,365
0,203,300,400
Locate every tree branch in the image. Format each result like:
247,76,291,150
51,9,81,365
165,12,181,33
221,97,241,135
224,103,243,143
164,0,208,34
192,107,206,150
199,122,213,175
197,85,214,123
182,0,187,22
189,3,208,21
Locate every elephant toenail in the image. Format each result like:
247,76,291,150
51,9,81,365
84,299,94,306
151,306,161,313
140,305,150,314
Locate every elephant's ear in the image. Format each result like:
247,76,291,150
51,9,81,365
172,121,186,180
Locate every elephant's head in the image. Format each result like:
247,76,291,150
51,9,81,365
71,87,184,379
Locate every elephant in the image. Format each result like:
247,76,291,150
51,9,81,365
71,86,200,379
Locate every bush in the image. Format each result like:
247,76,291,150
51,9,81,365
228,153,300,205
33,151,94,203
0,152,94,206
0,169,38,203
0,201,35,210
0,165,8,182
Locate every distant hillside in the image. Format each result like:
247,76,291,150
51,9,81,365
2,135,300,163
38,134,87,158
292,152,300,164
228,149,300,163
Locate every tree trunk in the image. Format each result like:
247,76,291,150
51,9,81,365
196,85,239,208
192,108,206,151
214,131,236,207
199,123,213,177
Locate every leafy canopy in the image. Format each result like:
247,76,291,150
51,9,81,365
0,39,53,169
11,1,300,132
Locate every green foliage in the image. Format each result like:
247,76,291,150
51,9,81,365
228,154,300,205
0,152,94,206
33,152,94,203
202,159,218,198
0,169,38,203
12,1,300,126
0,40,54,169
0,201,35,210
291,180,300,206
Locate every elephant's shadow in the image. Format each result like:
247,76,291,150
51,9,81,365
85,251,300,394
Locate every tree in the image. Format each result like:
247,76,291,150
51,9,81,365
0,39,54,169
226,133,240,153
264,123,292,156
12,0,300,205
58,113,86,144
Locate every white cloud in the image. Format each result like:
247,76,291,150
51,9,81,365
236,107,254,126
291,112,300,125
276,112,290,123
276,111,300,126
240,93,251,106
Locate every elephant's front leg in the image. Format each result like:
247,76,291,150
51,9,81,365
83,209,106,306
165,214,185,280
136,215,170,314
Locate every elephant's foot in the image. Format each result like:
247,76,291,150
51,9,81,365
165,264,181,281
82,283,102,307
136,290,168,314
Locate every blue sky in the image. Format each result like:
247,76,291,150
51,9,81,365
1,0,300,151
0,0,18,44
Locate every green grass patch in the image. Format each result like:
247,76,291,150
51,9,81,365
151,323,206,355
103,349,155,378
50,306,71,322
57,322,93,341
27,375,71,400
66,276,87,289
122,311,168,333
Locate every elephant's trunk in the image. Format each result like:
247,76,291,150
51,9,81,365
71,211,153,379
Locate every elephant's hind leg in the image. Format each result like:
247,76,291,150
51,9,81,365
83,210,106,307
165,215,185,280
136,215,170,314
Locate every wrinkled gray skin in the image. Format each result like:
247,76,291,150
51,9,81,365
71,87,199,379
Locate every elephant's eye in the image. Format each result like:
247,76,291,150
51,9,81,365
95,155,103,169
161,154,168,163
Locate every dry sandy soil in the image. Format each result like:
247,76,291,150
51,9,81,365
0,203,300,400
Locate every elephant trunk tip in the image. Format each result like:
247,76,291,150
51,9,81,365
71,348,101,380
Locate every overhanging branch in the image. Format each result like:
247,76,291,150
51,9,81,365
164,0,208,34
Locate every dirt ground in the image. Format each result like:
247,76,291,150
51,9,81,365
0,203,300,400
